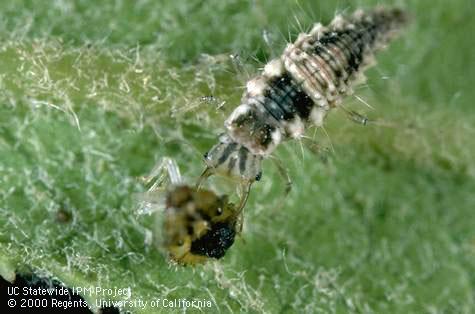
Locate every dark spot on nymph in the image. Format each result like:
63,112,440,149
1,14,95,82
190,223,236,259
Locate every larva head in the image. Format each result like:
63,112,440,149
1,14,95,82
224,102,283,156
163,185,238,265
203,134,263,183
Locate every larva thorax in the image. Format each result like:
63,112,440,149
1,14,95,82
204,7,408,186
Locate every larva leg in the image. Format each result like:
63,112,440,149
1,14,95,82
341,106,370,126
269,155,292,196
300,135,332,164
300,135,325,156
237,181,252,213
341,106,400,128
266,155,293,212
234,181,253,233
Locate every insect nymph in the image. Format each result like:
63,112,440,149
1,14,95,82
139,158,241,265
163,185,239,264
199,7,408,208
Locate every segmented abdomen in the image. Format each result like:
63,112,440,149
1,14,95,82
224,7,407,156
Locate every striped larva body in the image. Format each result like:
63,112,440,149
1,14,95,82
201,7,408,209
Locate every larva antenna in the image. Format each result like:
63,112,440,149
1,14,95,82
340,106,370,126
300,135,328,157
340,104,399,128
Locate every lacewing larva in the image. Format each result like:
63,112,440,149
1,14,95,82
199,6,409,208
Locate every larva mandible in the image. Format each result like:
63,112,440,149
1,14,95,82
198,6,408,210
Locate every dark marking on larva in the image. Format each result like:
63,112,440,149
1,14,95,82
307,63,329,94
263,90,289,121
331,31,358,55
358,22,378,44
308,50,336,89
270,73,315,121
315,40,342,76
217,142,237,165
257,96,285,122
227,156,237,172
328,37,353,71
268,75,298,120
294,54,326,95
339,32,363,75
270,71,316,120
314,45,343,82
291,81,315,119
238,146,248,174
233,108,257,127
336,32,361,61
348,29,368,55
322,40,350,79
259,124,275,146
